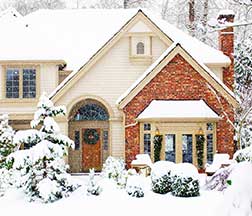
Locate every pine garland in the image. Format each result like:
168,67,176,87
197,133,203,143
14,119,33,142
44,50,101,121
196,135,205,169
154,135,163,162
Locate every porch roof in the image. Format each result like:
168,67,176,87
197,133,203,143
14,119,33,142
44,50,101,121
136,100,220,122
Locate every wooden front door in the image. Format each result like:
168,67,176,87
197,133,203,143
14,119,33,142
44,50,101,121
82,128,101,172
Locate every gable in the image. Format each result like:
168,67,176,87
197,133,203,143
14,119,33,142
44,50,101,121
50,10,172,103
117,43,238,109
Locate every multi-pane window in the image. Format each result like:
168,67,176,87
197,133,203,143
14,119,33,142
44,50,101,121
74,130,80,150
143,123,151,155
6,68,19,98
5,67,36,99
23,69,36,98
136,42,145,54
206,123,215,164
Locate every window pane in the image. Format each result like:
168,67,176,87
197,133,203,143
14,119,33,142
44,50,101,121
207,123,214,131
207,134,214,164
103,130,109,150
144,123,151,131
6,68,19,98
165,134,176,162
182,134,193,163
137,42,144,54
74,131,80,150
23,68,36,98
144,133,151,156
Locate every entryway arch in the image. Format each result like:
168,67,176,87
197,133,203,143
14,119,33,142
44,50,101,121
68,98,110,172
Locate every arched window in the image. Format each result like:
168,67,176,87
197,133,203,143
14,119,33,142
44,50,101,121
74,103,109,121
136,42,145,54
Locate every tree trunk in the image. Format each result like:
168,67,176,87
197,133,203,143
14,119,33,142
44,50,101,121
189,0,195,36
201,0,209,42
124,0,129,8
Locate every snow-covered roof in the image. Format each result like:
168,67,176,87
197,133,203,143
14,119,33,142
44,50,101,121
137,100,220,121
0,8,230,73
217,9,235,17
116,42,236,107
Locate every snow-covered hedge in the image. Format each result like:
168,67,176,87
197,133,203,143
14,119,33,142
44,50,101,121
233,145,252,163
171,163,200,197
126,175,144,198
151,161,174,194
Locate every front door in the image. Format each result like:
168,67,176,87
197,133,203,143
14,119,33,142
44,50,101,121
82,128,101,172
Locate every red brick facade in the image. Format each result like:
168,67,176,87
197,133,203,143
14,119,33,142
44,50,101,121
123,54,234,167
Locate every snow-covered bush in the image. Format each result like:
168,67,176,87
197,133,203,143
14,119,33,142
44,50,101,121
87,168,102,196
101,156,127,187
151,161,174,194
0,114,16,167
126,175,144,198
171,163,200,197
204,165,234,191
8,93,78,203
223,162,252,216
233,145,252,163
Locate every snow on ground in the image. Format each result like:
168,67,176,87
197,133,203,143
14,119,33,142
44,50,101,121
0,175,225,216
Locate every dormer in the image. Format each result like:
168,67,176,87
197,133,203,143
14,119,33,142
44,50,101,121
127,20,153,63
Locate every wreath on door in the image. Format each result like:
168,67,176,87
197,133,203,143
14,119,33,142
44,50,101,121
83,129,100,144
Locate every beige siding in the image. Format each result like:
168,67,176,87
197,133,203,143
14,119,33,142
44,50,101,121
0,66,3,99
40,64,59,94
56,35,168,158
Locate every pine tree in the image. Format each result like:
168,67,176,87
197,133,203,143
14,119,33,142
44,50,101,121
0,114,16,167
10,93,78,203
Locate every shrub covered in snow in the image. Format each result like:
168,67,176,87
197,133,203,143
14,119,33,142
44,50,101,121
151,161,174,194
126,175,144,198
0,168,15,196
0,114,17,167
171,163,200,197
223,162,252,216
101,156,127,187
8,93,78,203
233,145,252,163
87,168,102,196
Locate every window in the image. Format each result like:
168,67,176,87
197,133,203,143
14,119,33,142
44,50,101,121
6,68,19,98
165,134,176,162
144,123,151,131
23,69,36,98
5,67,37,99
74,131,80,150
103,130,109,151
182,134,193,163
136,42,145,54
206,123,215,164
74,103,109,121
144,133,151,155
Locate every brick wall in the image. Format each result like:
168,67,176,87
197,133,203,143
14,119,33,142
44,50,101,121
123,54,234,166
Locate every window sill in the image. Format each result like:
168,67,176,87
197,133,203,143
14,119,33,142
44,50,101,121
0,98,39,104
129,55,153,63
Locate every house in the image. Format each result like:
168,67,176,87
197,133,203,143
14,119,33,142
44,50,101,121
0,9,237,172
